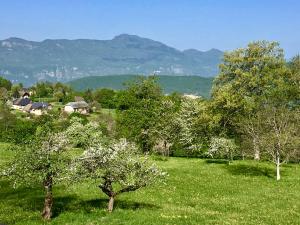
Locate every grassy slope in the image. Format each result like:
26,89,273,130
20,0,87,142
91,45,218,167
68,75,214,98
1,146,300,225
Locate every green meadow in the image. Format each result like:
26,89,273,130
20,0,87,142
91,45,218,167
1,145,300,225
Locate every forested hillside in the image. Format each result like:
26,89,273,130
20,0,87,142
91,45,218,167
68,75,213,98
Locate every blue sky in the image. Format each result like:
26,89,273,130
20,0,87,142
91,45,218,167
0,0,299,58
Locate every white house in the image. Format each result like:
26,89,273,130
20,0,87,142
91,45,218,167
64,101,89,114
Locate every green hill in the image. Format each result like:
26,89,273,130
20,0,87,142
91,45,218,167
68,75,214,98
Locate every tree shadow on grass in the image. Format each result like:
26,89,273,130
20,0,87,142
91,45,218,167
225,164,274,178
205,159,229,164
80,198,160,213
0,180,78,218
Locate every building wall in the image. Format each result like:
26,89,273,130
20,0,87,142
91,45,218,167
64,105,75,113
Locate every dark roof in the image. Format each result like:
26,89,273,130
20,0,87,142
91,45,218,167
22,92,30,97
19,98,31,106
13,98,22,105
31,102,49,110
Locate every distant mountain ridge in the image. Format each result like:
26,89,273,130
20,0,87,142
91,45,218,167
0,34,223,86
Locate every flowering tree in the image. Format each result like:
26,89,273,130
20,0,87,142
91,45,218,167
174,98,212,154
207,137,237,162
74,139,166,212
2,131,69,220
65,117,105,148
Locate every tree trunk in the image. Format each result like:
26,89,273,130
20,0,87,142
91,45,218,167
253,137,260,160
41,178,53,220
108,196,115,212
276,154,281,181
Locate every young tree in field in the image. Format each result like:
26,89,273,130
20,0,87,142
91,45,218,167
74,139,166,212
256,106,300,180
2,130,69,220
211,41,294,160
151,98,178,156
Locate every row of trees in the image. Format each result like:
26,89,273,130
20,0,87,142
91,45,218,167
115,41,300,181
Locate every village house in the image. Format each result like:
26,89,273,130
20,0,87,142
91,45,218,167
23,102,52,116
12,92,32,110
64,101,89,114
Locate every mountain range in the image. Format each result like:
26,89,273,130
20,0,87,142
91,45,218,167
0,34,223,86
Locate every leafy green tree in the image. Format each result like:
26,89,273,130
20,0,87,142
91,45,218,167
2,129,69,220
211,41,293,159
116,76,163,152
11,84,22,98
93,88,116,108
0,76,12,90
0,102,16,133
0,87,9,102
35,82,53,98
74,139,166,212
82,88,93,103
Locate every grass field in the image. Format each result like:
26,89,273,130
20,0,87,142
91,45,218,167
1,146,300,225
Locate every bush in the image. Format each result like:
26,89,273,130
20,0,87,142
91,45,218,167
207,137,237,162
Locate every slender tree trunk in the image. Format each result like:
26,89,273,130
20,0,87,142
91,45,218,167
108,195,115,212
276,152,280,181
41,177,53,220
253,137,260,160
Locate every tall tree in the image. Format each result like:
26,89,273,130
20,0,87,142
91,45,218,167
211,41,292,159
116,76,163,152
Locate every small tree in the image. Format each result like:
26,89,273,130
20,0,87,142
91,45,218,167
2,130,69,220
257,107,300,180
151,99,178,156
75,139,166,212
207,137,237,163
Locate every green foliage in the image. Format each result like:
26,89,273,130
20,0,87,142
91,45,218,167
116,76,164,152
93,88,117,108
65,117,104,148
211,41,291,136
11,83,22,98
69,75,213,98
207,137,237,162
3,131,69,187
74,138,166,212
0,76,12,90
2,129,70,219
